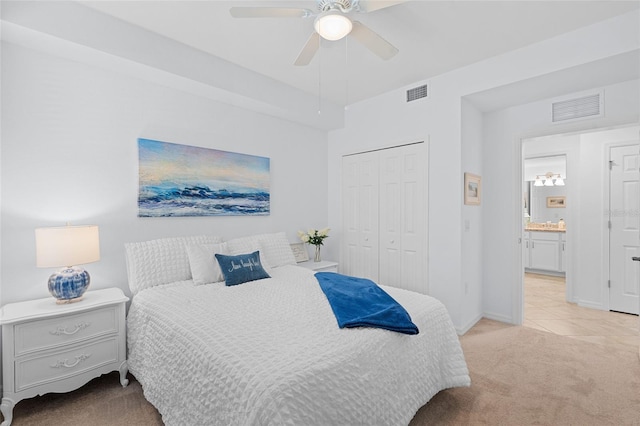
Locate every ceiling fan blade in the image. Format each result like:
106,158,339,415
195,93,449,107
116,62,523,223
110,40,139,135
350,21,398,60
356,0,407,13
229,7,312,18
294,32,320,66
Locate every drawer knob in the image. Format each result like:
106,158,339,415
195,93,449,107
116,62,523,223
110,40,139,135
51,353,91,369
49,321,91,336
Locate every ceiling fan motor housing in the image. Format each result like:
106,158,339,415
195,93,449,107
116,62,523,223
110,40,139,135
318,0,355,13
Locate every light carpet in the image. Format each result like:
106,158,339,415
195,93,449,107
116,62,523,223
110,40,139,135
412,322,640,425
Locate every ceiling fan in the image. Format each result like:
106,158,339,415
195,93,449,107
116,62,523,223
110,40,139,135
229,0,404,66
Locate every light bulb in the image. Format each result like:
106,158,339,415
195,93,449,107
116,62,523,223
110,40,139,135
314,12,353,41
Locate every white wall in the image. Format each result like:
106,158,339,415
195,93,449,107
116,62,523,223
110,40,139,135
460,99,484,332
329,10,639,331
0,42,329,304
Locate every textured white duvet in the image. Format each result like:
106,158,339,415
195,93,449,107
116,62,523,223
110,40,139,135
127,265,470,426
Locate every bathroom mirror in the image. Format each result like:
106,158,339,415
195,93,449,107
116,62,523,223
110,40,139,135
524,155,567,224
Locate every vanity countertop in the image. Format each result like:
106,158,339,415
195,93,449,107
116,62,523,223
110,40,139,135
525,226,566,233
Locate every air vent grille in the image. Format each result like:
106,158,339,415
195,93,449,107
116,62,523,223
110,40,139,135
407,84,428,102
552,94,601,122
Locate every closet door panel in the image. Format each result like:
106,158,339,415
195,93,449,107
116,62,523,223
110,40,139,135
342,156,360,277
342,151,379,281
342,142,427,293
400,145,428,293
358,154,380,281
380,150,402,287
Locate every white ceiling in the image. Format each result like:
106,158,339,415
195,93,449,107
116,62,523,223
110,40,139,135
80,0,640,107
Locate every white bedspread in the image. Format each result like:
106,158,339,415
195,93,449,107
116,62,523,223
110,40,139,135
127,265,470,426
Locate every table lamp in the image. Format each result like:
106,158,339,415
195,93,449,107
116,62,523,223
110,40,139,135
35,224,100,303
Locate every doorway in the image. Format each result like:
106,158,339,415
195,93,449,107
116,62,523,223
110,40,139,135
520,126,640,327
522,153,569,323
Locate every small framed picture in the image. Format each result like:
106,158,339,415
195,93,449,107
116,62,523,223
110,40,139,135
464,173,481,205
290,243,309,263
547,196,566,208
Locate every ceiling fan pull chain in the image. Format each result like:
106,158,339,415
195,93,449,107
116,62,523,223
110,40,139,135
345,36,349,108
318,37,322,115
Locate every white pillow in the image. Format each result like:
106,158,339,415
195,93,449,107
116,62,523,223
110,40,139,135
125,234,223,294
186,242,229,285
226,232,295,268
259,232,297,267
225,236,274,274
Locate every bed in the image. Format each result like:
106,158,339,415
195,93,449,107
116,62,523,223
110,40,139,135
124,233,470,425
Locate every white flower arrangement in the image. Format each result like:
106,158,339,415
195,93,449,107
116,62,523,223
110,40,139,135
298,228,330,246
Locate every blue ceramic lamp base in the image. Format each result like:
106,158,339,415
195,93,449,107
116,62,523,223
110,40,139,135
48,267,90,304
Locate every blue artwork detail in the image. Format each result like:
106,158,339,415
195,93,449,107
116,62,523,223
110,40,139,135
48,267,90,300
139,185,270,217
137,138,270,217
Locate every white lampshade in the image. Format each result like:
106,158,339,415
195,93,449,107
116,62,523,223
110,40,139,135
554,175,565,186
36,225,100,268
314,11,353,41
533,176,544,187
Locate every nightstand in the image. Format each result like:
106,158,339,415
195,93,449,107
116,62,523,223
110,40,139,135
298,260,339,273
0,288,129,426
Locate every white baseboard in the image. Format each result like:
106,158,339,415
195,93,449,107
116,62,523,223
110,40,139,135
482,311,514,325
577,300,605,311
456,313,484,335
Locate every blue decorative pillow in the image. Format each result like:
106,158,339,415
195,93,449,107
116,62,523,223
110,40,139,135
215,251,271,286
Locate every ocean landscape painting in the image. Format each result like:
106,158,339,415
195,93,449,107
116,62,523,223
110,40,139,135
138,138,270,217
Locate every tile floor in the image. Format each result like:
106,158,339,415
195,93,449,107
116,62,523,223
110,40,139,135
524,272,640,353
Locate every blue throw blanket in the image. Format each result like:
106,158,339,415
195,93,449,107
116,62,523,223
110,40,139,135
315,272,419,335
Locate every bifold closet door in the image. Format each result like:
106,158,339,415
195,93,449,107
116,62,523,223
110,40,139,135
379,143,427,293
342,150,380,282
342,142,428,293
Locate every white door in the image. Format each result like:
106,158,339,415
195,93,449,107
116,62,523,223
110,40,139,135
609,144,640,314
342,151,379,281
378,143,427,293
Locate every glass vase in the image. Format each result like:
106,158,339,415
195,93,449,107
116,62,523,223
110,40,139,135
314,245,321,262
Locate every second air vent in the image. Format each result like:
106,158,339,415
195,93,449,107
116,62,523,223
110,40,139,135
552,93,602,122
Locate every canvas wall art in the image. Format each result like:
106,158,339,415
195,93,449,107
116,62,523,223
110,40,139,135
138,138,270,217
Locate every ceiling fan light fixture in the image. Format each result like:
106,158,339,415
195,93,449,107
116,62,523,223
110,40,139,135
314,11,353,41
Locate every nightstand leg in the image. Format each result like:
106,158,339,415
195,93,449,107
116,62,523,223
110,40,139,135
1,397,14,426
119,360,129,387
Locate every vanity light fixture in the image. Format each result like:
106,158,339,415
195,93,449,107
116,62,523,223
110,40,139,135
535,172,565,187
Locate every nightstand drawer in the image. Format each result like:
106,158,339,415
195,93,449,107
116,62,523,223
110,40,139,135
14,306,117,356
15,337,119,392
